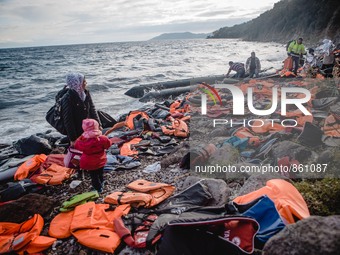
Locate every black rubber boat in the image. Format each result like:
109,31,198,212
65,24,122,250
125,74,236,98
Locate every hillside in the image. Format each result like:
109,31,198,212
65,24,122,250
150,32,209,40
209,0,340,44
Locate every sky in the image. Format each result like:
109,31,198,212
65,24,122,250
0,0,281,48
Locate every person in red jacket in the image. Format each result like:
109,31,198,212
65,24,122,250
75,119,112,193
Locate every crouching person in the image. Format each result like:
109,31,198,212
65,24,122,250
75,119,112,193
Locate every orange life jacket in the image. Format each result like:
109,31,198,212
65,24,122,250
323,115,340,137
104,121,126,135
233,179,310,224
104,111,150,135
161,118,189,138
233,127,261,147
283,56,293,70
251,120,285,134
48,210,74,239
170,100,182,113
120,137,142,156
280,70,297,77
285,109,313,126
0,214,56,254
32,163,74,185
49,202,130,253
170,100,190,114
104,191,153,208
14,154,47,181
105,179,175,208
125,111,149,130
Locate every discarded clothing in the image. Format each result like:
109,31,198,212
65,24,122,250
233,195,286,246
143,161,161,173
104,155,141,171
114,214,161,249
59,190,99,212
0,179,41,202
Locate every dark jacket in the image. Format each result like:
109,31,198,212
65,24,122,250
60,89,100,142
246,56,261,73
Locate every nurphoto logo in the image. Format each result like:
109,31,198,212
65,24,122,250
200,84,312,128
201,84,311,116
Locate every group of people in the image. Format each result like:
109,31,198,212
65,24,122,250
226,51,261,78
303,39,340,78
226,37,340,78
286,37,340,77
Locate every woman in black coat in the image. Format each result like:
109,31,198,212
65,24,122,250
60,73,101,145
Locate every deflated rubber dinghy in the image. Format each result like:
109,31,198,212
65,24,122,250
125,75,231,98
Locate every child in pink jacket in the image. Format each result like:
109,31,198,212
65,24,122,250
75,119,112,193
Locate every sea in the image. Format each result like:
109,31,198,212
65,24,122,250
0,39,287,144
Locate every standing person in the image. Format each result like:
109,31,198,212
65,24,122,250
287,37,306,75
75,119,112,193
322,49,335,78
226,61,245,78
61,73,101,145
302,48,318,77
245,52,261,78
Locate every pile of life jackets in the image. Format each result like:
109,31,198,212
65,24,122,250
103,100,190,158
0,214,56,254
3,176,311,255
49,202,130,253
14,154,74,185
105,100,190,137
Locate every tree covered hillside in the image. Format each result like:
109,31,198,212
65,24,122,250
209,0,340,43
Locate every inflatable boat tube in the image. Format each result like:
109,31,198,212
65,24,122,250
139,85,196,102
125,75,238,98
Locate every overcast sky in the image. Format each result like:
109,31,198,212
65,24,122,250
0,0,281,48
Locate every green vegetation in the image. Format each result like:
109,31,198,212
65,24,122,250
293,178,340,216
209,0,340,44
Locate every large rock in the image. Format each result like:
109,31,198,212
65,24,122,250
263,215,340,255
182,176,231,206
13,134,52,155
0,193,55,223
271,141,312,162
317,150,334,164
161,142,189,169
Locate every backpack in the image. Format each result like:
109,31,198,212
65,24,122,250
45,86,68,135
286,40,295,51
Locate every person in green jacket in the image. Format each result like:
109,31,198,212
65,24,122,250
287,37,306,75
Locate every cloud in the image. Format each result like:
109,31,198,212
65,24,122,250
196,9,236,18
0,0,281,48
